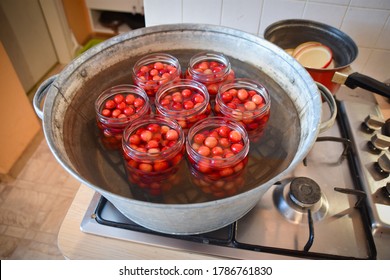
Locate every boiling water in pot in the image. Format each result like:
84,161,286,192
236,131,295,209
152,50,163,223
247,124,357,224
62,50,301,204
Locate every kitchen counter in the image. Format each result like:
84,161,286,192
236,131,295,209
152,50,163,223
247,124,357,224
58,184,226,260
58,184,297,260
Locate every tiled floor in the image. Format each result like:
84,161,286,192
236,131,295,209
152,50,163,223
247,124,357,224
0,132,80,259
0,64,81,259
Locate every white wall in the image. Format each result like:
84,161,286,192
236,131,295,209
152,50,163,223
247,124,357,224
144,0,390,83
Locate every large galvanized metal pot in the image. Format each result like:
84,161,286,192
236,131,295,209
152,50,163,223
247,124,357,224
33,24,322,235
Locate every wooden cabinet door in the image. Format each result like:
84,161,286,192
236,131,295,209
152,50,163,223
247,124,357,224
0,0,58,93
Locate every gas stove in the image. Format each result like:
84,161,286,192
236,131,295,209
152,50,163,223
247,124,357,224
80,88,390,260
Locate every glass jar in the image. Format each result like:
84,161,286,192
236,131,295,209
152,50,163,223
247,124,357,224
95,84,151,150
122,116,185,193
155,79,212,132
188,163,246,199
214,78,271,133
185,51,235,98
186,117,249,178
132,53,182,100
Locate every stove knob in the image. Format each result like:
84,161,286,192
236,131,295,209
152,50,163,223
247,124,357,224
382,182,390,199
382,119,390,137
362,115,385,134
374,151,390,178
367,133,390,154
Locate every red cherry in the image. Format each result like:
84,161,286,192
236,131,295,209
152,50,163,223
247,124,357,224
244,101,257,111
220,167,234,177
197,145,211,157
204,136,218,148
146,139,159,149
105,100,116,109
123,107,135,116
102,109,111,117
183,100,194,109
111,109,122,118
219,137,230,148
217,126,230,138
133,98,145,108
153,161,170,172
139,163,153,172
182,89,192,98
194,134,205,144
237,89,249,101
147,123,160,133
211,146,224,156
129,134,141,145
166,129,179,141
125,94,135,104
231,143,244,154
252,94,264,105
154,62,164,70
114,94,124,104
229,130,242,143
140,130,152,142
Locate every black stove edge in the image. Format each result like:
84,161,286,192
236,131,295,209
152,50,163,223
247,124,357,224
94,196,234,246
336,99,377,260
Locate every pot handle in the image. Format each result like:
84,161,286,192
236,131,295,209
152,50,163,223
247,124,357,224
33,75,58,120
333,72,390,98
317,82,337,134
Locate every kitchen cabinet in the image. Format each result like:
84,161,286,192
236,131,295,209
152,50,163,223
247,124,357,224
85,0,144,35
0,0,59,93
0,42,40,176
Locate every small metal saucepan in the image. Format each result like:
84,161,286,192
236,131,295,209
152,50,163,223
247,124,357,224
264,19,390,98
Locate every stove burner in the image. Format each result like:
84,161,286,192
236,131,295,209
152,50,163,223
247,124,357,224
273,178,328,224
289,177,322,208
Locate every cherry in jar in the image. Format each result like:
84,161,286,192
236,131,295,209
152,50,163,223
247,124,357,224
95,84,151,150
122,116,185,193
132,53,182,100
214,78,271,133
185,52,235,98
186,117,249,179
155,79,212,131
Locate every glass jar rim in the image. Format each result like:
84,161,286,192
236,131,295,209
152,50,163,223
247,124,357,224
216,78,271,118
122,116,185,160
186,116,250,167
187,51,231,83
95,84,150,124
155,79,210,118
132,53,182,84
